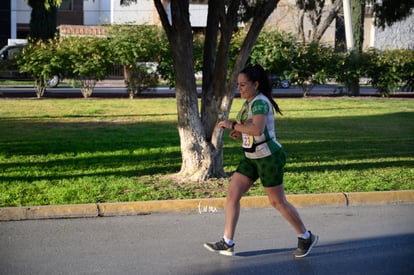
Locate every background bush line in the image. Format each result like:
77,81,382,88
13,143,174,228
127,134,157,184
0,98,413,207
16,27,414,98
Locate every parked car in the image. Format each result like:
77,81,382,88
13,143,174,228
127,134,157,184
0,43,28,79
269,74,290,89
0,43,60,88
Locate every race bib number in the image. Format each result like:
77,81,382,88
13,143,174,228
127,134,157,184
242,134,254,148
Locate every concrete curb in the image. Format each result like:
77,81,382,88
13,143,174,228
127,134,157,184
0,204,98,221
0,190,413,221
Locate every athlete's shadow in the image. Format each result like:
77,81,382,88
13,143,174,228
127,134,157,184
236,248,292,257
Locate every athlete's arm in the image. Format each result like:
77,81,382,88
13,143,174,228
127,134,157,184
234,114,266,136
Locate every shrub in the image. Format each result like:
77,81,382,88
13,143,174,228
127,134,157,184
366,48,414,96
59,37,113,98
17,38,60,98
249,30,296,77
286,42,334,96
249,31,334,96
108,25,167,98
330,50,371,95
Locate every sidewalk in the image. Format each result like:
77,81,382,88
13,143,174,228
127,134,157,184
1,190,413,221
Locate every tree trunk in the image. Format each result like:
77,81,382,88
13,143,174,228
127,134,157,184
34,79,46,98
201,0,226,178
351,0,365,53
313,0,343,42
297,9,306,43
348,78,359,96
295,0,342,43
348,0,365,96
28,0,57,40
80,78,96,98
124,65,138,99
154,1,212,181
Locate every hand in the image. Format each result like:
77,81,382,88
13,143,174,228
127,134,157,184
217,120,231,129
229,130,241,139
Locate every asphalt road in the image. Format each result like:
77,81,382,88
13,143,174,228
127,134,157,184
1,203,413,275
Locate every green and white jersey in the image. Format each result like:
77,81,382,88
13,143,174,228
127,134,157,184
236,93,282,159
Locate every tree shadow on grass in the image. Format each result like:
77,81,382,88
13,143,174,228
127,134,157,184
0,151,182,182
0,120,182,182
0,112,413,180
226,111,414,169
0,120,179,155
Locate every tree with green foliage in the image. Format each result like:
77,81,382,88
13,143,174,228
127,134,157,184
27,0,62,40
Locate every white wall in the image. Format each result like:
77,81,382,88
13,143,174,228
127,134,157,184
189,4,208,27
111,0,153,24
83,0,113,25
10,0,207,31
83,0,102,25
374,14,414,50
84,0,154,25
11,0,31,38
12,0,413,50
15,0,31,24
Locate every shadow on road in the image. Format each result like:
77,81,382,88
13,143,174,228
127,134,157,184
192,233,414,275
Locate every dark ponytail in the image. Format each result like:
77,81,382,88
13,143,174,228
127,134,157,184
240,65,282,115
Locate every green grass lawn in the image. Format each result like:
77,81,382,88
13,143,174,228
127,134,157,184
0,98,413,207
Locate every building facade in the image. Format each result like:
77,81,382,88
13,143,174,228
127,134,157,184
2,0,413,50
